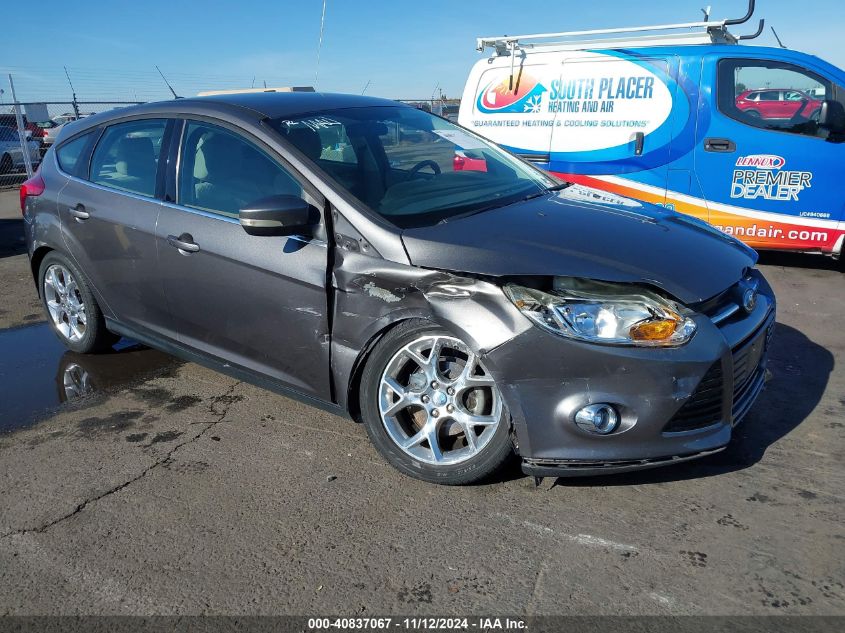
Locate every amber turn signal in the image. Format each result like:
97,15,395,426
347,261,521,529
629,318,679,341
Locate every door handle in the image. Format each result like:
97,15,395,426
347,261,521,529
704,138,736,153
167,234,200,254
68,204,89,221
634,131,645,156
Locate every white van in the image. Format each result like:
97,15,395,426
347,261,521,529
458,1,845,257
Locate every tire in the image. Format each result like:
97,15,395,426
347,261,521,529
360,319,514,485
0,154,12,174
746,110,761,118
38,252,119,353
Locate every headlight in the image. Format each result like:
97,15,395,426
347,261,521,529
504,277,696,347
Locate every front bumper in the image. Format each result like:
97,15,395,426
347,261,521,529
483,273,776,477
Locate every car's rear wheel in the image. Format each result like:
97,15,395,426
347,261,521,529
360,320,514,485
39,252,118,353
0,154,12,174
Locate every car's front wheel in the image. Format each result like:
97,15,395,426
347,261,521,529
360,320,514,485
39,252,118,353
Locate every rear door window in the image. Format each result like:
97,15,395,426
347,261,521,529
178,121,303,218
90,119,167,197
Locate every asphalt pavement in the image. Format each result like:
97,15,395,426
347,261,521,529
0,188,843,617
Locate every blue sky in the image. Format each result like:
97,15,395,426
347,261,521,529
2,0,844,103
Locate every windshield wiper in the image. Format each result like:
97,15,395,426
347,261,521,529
436,202,510,225
520,182,571,202
436,183,571,225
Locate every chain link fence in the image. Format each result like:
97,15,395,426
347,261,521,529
1,100,143,188
396,99,461,120
1,64,463,189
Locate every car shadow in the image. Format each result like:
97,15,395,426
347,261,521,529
548,322,834,487
0,218,27,258
757,250,842,272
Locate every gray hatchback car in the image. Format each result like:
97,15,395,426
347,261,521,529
20,92,775,485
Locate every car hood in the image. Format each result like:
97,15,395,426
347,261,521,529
400,186,757,304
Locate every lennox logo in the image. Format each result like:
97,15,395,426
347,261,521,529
735,155,786,169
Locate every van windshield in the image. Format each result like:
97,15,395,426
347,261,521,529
270,106,560,228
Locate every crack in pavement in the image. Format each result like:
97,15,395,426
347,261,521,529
0,381,243,540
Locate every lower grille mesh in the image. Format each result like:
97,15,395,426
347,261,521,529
663,362,724,433
663,314,774,434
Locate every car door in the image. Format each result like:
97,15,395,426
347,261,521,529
56,118,174,335
157,118,331,398
782,90,805,119
694,55,845,253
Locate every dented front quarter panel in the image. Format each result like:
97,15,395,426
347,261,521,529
329,249,531,412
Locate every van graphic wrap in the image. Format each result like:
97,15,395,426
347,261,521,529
461,43,845,255
476,74,548,114
552,172,841,252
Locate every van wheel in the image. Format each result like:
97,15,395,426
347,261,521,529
0,154,12,174
747,110,761,118
360,320,514,485
39,252,119,353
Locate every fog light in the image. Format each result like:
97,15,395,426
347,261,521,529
574,404,620,435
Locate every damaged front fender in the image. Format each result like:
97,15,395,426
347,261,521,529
330,250,531,413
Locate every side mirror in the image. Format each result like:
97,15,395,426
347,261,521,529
239,195,315,236
818,99,845,133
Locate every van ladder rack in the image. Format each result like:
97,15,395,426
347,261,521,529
477,0,763,54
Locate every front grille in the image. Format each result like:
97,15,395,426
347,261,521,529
731,319,775,426
664,312,774,434
663,362,724,433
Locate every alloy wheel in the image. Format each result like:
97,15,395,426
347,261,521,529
44,264,87,343
378,335,502,465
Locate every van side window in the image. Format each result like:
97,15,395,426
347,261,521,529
178,121,303,218
90,119,167,197
56,132,96,178
718,59,843,139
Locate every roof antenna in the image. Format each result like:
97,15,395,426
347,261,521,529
701,5,711,22
771,26,787,48
361,79,371,95
63,66,81,118
315,0,328,89
63,66,77,100
155,65,181,99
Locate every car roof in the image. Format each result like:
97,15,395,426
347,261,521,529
54,92,411,146
85,92,403,123
184,91,401,117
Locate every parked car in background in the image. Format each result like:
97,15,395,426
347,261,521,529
735,88,823,120
0,126,40,173
0,114,60,146
0,114,34,141
21,92,775,485
41,121,66,150
51,112,95,126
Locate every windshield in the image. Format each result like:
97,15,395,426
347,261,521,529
270,106,559,228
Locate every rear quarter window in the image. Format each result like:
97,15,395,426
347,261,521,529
56,132,97,178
